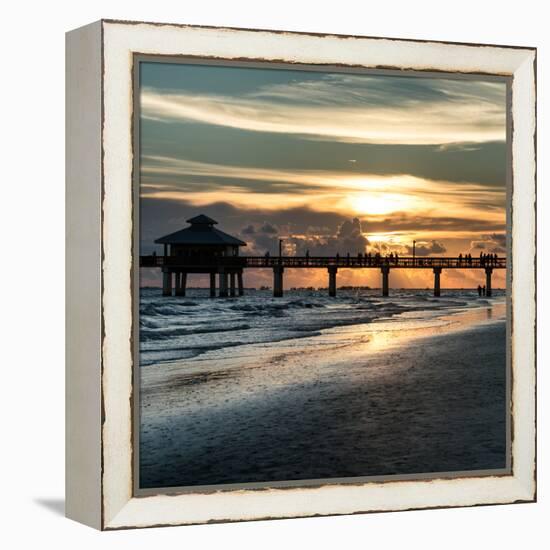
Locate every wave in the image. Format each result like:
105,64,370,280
141,323,251,342
140,340,247,365
140,328,324,366
139,288,506,367
140,301,199,316
228,299,326,313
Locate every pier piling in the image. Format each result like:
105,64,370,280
237,271,244,296
328,266,338,297
230,272,236,297
174,272,181,295
209,272,216,298
485,267,493,297
162,269,172,297
433,267,442,297
219,270,228,298
181,272,187,297
175,272,187,297
273,266,284,297
381,266,390,297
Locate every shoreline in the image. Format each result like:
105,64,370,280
141,296,506,373
140,287,506,368
140,300,507,489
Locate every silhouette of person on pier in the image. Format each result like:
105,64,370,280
480,252,499,266
482,285,486,296
477,284,482,297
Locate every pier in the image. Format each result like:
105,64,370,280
141,253,506,298
141,215,505,298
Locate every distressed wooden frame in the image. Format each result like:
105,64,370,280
66,19,536,530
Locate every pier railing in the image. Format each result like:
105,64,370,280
140,255,506,270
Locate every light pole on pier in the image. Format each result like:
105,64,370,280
279,239,284,263
413,240,416,265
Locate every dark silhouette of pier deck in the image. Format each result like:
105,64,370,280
140,254,506,298
143,215,505,298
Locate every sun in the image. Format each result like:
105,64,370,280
350,192,415,216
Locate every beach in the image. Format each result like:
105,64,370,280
139,289,507,489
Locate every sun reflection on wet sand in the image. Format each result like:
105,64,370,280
142,298,506,393
295,300,506,364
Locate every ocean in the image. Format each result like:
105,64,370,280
139,287,505,367
139,288,508,489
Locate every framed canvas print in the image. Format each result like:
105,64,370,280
66,19,536,530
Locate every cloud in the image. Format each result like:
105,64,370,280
139,197,506,257
366,212,504,234
335,218,370,253
428,241,447,254
142,155,287,186
369,241,407,255
237,216,369,256
246,233,280,255
251,74,505,110
140,154,506,229
295,218,370,256
141,119,507,187
141,74,506,145
238,222,281,254
259,222,278,234
470,233,506,253
404,240,447,256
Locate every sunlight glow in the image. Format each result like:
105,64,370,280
350,193,418,216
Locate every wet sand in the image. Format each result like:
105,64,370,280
139,303,507,489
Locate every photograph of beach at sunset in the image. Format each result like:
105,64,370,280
137,60,509,490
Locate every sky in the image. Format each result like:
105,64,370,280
139,61,508,289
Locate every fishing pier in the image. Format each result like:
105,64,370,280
140,215,506,298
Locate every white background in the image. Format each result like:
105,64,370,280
1,0,547,547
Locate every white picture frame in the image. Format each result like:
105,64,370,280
66,19,536,530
